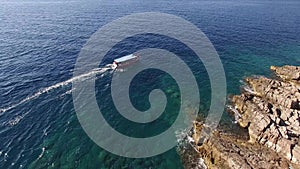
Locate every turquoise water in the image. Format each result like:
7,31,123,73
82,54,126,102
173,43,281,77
0,0,300,168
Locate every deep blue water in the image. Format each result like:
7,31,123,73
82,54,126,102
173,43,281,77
0,0,300,168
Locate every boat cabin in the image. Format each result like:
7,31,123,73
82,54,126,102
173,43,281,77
112,54,139,69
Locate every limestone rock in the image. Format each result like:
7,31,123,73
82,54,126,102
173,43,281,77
271,65,300,81
192,122,294,169
190,65,300,169
230,65,300,165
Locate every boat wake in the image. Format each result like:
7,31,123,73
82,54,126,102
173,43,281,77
0,65,113,115
4,111,30,127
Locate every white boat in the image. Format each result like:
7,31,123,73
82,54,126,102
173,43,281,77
112,54,139,69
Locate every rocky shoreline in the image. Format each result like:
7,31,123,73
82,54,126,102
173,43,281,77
189,65,300,169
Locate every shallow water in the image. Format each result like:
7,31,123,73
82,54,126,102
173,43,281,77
0,0,300,168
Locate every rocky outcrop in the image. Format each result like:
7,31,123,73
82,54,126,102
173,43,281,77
271,65,300,82
191,121,294,169
190,65,300,169
232,66,300,165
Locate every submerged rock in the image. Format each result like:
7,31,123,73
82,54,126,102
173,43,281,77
190,65,300,169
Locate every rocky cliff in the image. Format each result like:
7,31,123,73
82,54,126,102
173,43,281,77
190,65,300,169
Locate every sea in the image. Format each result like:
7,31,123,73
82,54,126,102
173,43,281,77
0,0,300,168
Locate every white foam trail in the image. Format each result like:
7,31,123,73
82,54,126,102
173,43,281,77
243,86,256,95
197,158,207,169
59,88,76,97
176,128,207,169
5,111,30,127
175,128,190,143
0,65,113,115
227,105,241,123
37,147,45,160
